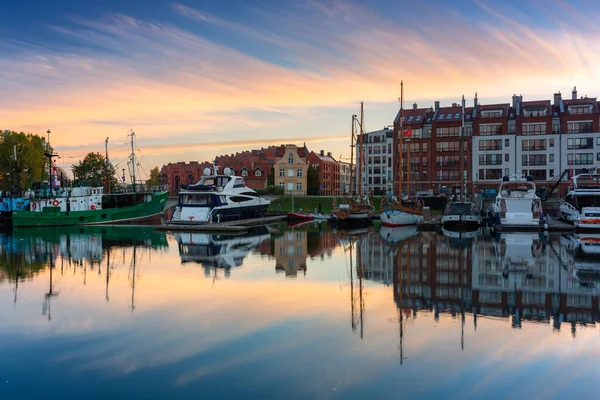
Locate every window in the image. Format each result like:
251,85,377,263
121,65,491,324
522,139,546,151
388,143,392,153
567,153,594,165
436,170,459,180
567,121,593,134
288,154,294,163
481,110,503,118
522,154,547,166
570,105,592,115
296,169,303,177
296,182,302,191
287,182,294,191
241,169,248,177
505,168,510,176
436,142,460,152
479,139,502,151
523,108,547,117
505,154,509,162
549,139,554,147
255,170,262,177
553,124,559,134
478,169,502,180
436,127,460,137
437,155,459,167
505,139,510,147
287,169,294,177
567,137,593,149
479,124,503,136
549,169,554,178
279,182,284,188
478,154,502,165
522,123,546,135
549,154,554,162
279,168,285,177
529,170,547,180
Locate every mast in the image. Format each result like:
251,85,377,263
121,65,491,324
349,115,355,196
357,102,364,197
398,82,404,199
130,130,136,192
460,95,465,202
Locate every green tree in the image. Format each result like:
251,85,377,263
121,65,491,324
307,165,320,195
146,166,161,187
267,166,275,186
0,130,50,193
72,152,117,191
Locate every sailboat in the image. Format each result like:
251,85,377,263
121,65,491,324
441,95,481,231
332,102,375,226
381,81,423,227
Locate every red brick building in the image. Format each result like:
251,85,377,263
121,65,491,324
160,161,212,196
307,150,341,195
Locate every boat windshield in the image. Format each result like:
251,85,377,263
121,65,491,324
198,176,231,187
180,193,210,205
448,203,472,215
575,195,600,208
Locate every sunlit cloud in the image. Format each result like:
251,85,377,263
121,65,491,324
3,0,600,170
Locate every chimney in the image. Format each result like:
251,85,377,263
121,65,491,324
474,92,478,109
434,101,440,112
572,86,577,100
327,152,332,157
553,91,562,107
320,150,324,156
413,102,417,110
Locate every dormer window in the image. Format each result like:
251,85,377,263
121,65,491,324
241,169,248,177
524,108,547,117
481,110,503,118
570,105,592,115
288,154,294,163
255,170,262,177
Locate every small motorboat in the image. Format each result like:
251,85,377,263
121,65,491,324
287,211,314,221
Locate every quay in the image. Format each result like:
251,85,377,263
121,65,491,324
155,215,286,233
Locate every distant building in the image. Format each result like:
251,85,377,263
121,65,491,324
274,144,309,195
339,161,353,196
355,126,394,195
160,161,211,196
307,150,340,195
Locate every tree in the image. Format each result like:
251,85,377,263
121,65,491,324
307,165,320,195
0,130,50,193
72,152,117,191
267,166,275,186
146,167,161,187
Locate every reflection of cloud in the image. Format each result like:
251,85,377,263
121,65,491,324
4,1,600,170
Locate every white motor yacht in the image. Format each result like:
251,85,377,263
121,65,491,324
490,175,543,228
559,170,600,229
170,167,271,224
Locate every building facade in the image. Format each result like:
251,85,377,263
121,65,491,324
307,150,341,195
339,161,353,196
274,144,309,195
355,126,394,195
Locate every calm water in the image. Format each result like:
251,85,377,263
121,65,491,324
1,222,599,399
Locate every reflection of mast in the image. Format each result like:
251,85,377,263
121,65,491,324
13,260,20,305
459,242,465,351
129,245,137,312
357,235,364,339
397,242,406,364
349,238,357,333
43,259,59,321
106,247,111,302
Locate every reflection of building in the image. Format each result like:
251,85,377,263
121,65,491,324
274,229,307,277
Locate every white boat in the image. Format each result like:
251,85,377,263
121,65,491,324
559,170,600,229
380,208,422,227
170,166,270,224
490,174,543,228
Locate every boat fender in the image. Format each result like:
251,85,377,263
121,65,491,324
32,203,37,211
52,200,59,206
91,204,96,210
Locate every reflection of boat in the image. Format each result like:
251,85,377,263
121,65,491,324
562,233,600,277
442,227,478,240
170,166,270,225
310,213,331,220
490,175,543,228
560,171,600,229
174,227,270,271
379,226,417,244
442,202,481,231
493,233,541,272
287,212,314,222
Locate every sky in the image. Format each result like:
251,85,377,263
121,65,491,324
2,0,600,179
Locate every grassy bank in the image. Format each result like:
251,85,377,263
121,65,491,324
267,195,385,213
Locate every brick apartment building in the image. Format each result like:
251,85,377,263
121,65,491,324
307,150,341,195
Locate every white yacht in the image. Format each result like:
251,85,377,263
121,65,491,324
170,167,271,224
490,174,543,228
559,170,600,229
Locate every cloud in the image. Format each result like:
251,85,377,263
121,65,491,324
3,1,600,169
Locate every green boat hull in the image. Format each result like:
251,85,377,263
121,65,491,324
12,192,168,227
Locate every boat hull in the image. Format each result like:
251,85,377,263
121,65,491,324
380,209,422,227
171,203,270,225
441,214,481,231
12,192,168,227
287,212,314,221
